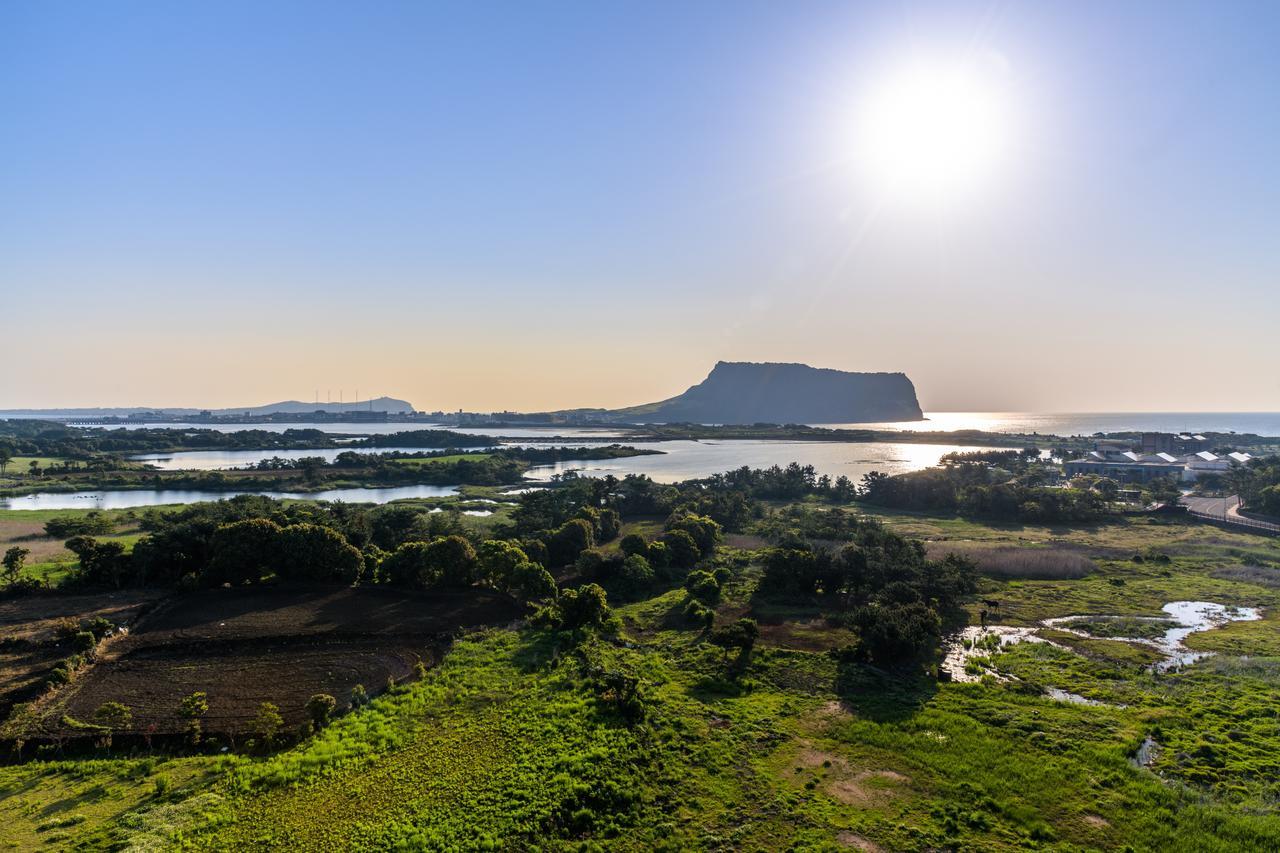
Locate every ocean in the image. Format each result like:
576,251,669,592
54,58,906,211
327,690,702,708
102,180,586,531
825,412,1280,437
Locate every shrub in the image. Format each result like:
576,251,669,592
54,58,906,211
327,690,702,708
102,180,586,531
684,570,720,604
619,534,648,558
683,599,714,628
547,519,595,567
660,530,700,570
92,701,132,731
573,549,605,578
305,693,337,729
616,555,655,596
252,701,283,745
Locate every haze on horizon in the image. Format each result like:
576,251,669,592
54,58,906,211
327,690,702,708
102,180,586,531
3,1,1278,415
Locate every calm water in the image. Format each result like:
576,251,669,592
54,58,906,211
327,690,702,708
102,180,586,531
827,412,1280,436
522,440,1015,484
78,421,446,435
0,484,459,511
82,422,626,438
131,446,493,471
80,414,1280,438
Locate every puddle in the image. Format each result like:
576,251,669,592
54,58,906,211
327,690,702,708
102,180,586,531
1043,601,1260,672
1043,687,1121,707
944,600,1261,697
941,626,1052,683
1132,735,1159,768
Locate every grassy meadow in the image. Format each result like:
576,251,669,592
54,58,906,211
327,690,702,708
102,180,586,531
1,504,1278,850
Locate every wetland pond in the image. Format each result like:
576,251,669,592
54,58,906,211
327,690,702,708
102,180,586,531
946,601,1262,689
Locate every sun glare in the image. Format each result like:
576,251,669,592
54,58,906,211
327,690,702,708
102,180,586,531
852,55,1014,207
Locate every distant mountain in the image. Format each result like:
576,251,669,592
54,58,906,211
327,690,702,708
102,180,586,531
611,362,923,424
208,397,415,416
0,397,416,418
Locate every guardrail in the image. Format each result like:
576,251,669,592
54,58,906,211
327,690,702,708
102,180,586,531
1185,508,1280,536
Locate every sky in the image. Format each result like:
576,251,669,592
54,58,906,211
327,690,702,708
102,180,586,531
3,1,1278,413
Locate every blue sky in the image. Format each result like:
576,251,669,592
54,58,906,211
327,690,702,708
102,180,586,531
3,1,1278,411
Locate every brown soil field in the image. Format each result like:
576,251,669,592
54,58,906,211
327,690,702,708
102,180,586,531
0,590,166,644
53,638,434,735
0,646,65,718
126,584,520,646
23,585,523,741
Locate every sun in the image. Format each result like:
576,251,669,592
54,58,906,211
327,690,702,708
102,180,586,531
852,55,1014,207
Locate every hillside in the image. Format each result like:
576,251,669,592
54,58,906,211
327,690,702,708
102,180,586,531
612,361,923,424
0,396,416,418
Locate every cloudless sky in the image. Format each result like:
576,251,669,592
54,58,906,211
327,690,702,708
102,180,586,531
3,1,1278,412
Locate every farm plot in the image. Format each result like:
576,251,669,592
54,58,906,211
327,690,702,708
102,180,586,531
23,585,523,742
52,638,435,735
0,590,165,644
128,585,520,646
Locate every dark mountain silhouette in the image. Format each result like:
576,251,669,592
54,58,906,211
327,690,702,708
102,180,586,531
610,362,923,424
0,397,416,418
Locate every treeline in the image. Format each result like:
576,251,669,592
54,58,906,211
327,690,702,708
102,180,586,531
857,468,1108,522
1235,456,1280,517
756,515,977,665
0,421,352,457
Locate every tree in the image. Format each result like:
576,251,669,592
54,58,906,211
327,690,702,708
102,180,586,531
277,523,362,582
0,446,12,477
537,583,612,632
65,536,130,588
619,534,648,558
93,701,133,731
381,536,476,589
665,513,722,557
179,691,209,719
424,535,477,587
477,540,530,590
179,691,208,744
305,693,337,729
615,554,655,596
710,618,758,664
660,530,699,570
509,561,557,603
1094,478,1119,501
2,546,29,586
252,701,283,745
207,518,282,585
684,569,720,604
546,518,594,567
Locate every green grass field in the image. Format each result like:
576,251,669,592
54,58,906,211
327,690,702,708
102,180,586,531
1,510,1278,850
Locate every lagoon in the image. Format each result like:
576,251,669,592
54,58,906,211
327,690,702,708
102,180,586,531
130,447,491,471
0,484,459,511
522,440,1014,484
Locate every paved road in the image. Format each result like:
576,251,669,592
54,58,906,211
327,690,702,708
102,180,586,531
1182,494,1280,533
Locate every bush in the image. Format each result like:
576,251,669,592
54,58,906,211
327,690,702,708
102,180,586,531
305,693,337,729
547,519,595,567
92,701,132,731
616,555,655,596
573,549,605,578
619,534,648,558
660,530,700,570
684,570,720,604
683,599,714,628
44,513,114,539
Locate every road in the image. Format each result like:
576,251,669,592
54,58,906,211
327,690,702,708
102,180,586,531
1181,494,1280,533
